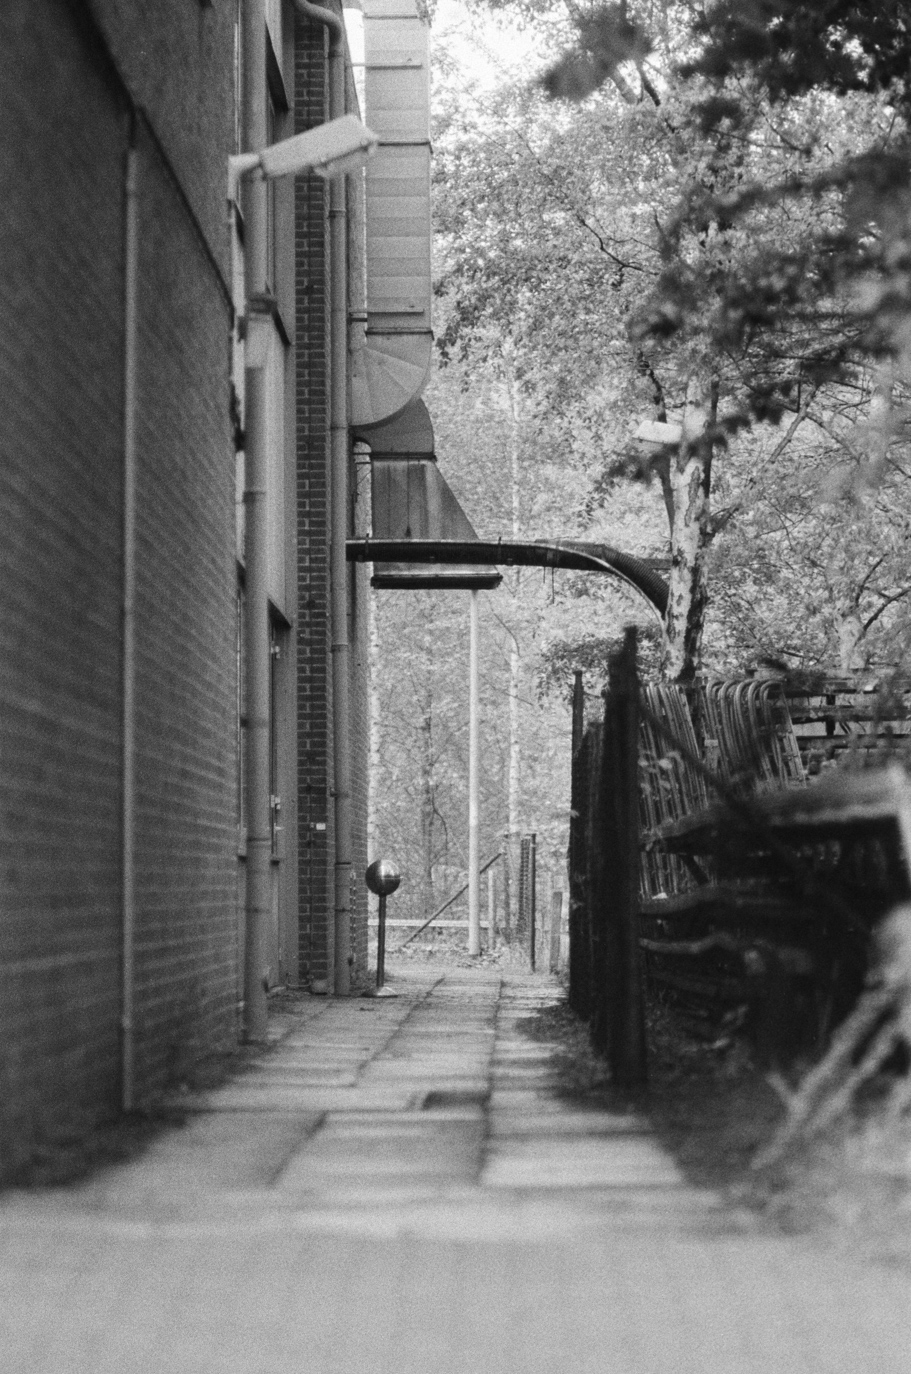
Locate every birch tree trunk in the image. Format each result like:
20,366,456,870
662,381,716,683
836,607,866,675
833,365,892,676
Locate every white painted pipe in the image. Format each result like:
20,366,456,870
241,0,271,1040
468,590,480,956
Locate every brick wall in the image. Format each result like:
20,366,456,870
295,16,333,986
0,0,237,1173
294,11,371,988
131,120,237,1092
0,0,129,1173
90,0,235,278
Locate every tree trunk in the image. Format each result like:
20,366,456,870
836,608,866,675
419,686,436,918
662,382,716,683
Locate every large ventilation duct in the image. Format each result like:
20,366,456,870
355,399,501,590
350,0,433,429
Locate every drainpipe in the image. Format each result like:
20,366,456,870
242,0,272,1040
121,131,139,1110
294,0,354,995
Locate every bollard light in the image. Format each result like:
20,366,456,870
365,859,401,997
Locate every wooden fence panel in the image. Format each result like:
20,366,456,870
596,628,648,1085
568,729,592,1019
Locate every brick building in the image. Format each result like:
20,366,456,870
0,0,238,1173
0,0,435,1175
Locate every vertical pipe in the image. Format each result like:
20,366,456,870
243,339,272,1040
242,0,271,1040
487,863,496,951
468,590,480,955
121,134,139,1112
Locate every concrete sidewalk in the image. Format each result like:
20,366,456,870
1,965,908,1372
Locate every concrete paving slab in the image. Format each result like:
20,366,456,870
488,1110,652,1136
76,1111,326,1200
482,1134,688,1188
488,1088,575,1112
174,1086,420,1112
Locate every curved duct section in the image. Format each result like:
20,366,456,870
352,393,434,456
357,398,502,589
350,0,433,429
347,537,670,616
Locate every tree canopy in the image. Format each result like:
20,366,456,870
433,0,911,680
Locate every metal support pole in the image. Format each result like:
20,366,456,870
376,893,387,988
487,863,496,951
365,858,400,997
468,590,480,956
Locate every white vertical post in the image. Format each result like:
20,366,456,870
468,590,480,956
242,0,270,1041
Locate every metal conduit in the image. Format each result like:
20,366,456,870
346,539,670,617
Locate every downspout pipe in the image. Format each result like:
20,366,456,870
294,1,354,996
242,0,272,1040
121,131,139,1110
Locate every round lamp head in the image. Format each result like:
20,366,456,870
365,858,401,897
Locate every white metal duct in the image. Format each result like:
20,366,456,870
350,0,433,429
357,399,502,589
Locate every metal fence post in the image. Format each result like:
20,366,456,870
549,889,563,973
